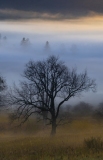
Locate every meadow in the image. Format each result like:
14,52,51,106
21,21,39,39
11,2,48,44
0,113,103,160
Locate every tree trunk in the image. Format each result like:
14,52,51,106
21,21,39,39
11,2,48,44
51,119,57,136
50,98,57,136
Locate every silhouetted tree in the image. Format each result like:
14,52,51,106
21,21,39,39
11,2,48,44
21,37,30,46
0,76,7,107
44,41,50,52
9,55,96,135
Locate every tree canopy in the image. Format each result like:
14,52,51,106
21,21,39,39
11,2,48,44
9,55,96,135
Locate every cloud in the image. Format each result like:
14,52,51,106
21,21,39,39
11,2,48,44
1,0,103,20
0,9,64,20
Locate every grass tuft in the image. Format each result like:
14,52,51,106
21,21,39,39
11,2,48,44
84,137,103,151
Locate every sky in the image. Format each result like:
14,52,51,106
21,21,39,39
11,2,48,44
0,0,103,105
1,0,103,20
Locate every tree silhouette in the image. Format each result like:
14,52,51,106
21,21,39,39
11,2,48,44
9,55,96,135
0,76,7,107
21,37,30,46
44,41,50,52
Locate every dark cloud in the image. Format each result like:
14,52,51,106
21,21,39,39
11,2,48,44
0,0,103,20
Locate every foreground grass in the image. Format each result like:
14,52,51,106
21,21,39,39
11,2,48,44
0,115,103,159
0,135,103,160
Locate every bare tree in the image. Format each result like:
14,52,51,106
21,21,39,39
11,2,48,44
0,76,7,107
9,55,96,135
44,41,50,52
21,37,30,46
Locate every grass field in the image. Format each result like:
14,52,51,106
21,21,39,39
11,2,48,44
0,113,103,160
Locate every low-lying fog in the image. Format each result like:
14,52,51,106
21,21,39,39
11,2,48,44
0,20,103,105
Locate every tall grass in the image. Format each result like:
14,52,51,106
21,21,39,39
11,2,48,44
0,113,103,159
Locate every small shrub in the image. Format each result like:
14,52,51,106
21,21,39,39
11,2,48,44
84,137,103,151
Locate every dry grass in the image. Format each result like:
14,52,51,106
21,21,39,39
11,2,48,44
0,113,103,159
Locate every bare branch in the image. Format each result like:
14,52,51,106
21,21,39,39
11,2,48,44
8,55,96,135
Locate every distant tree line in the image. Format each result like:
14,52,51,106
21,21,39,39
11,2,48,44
58,102,103,121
